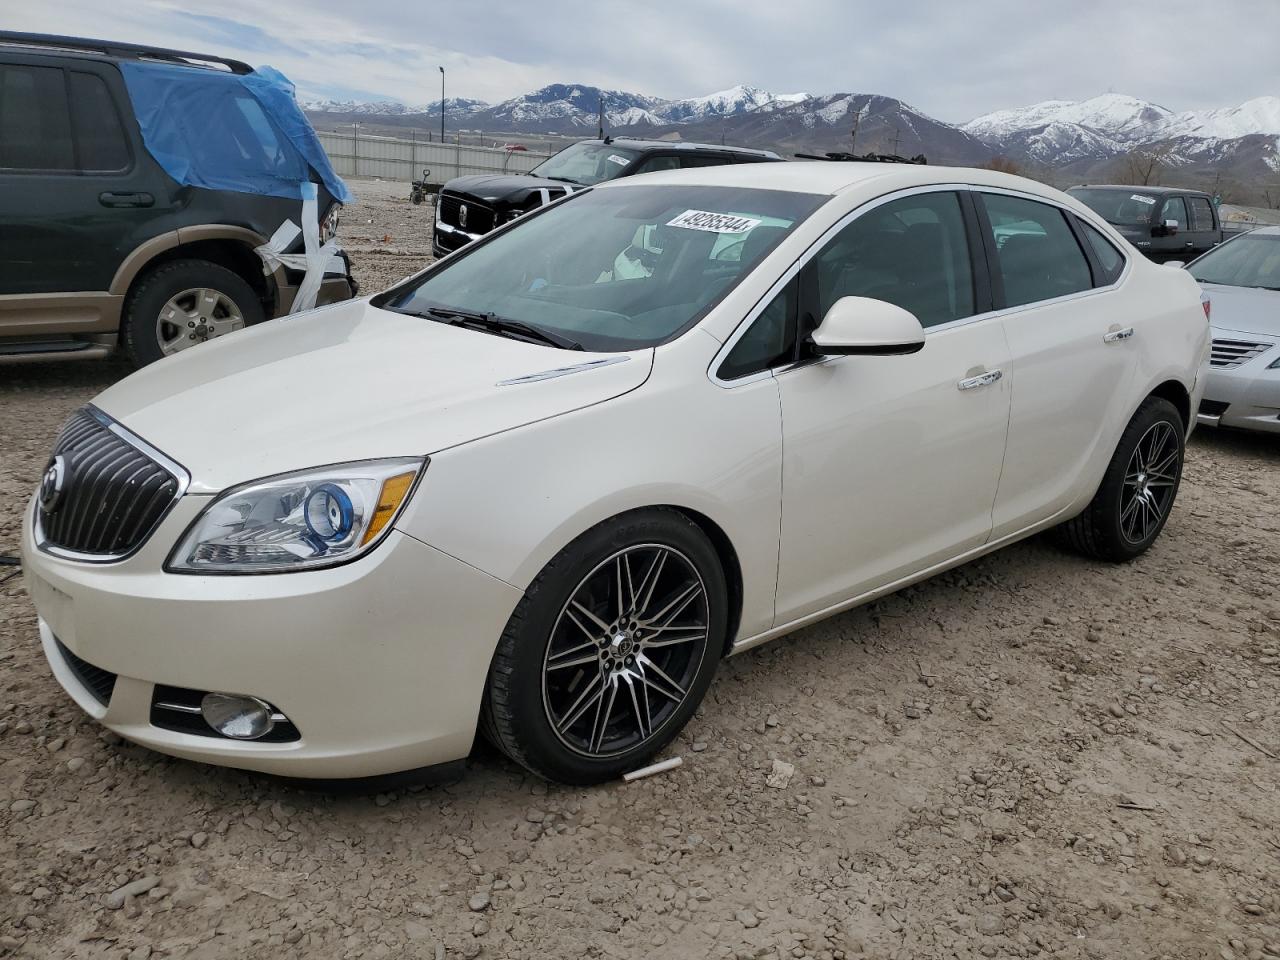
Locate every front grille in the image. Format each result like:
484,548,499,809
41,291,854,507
1210,338,1271,368
55,638,117,707
37,408,181,559
437,193,495,234
150,685,301,743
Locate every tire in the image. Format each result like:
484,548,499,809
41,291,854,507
481,508,728,784
122,259,265,367
1056,397,1185,562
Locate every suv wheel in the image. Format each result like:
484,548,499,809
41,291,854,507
123,259,265,366
481,509,728,784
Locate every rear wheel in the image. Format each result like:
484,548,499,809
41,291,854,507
482,509,727,784
1057,397,1184,562
122,259,265,366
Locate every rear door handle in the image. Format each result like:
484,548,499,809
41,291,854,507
99,191,154,208
1104,327,1135,343
958,369,1003,391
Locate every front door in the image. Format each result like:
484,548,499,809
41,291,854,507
774,190,1011,623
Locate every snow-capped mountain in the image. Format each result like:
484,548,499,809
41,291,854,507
963,94,1174,143
302,84,1280,183
1150,96,1280,141
476,84,666,129
299,98,425,116
414,98,490,119
653,85,809,123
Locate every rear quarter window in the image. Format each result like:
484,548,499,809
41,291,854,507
1078,219,1126,285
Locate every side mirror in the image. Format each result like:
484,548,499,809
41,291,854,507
1163,218,1180,235
809,296,925,356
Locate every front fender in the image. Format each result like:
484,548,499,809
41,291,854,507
398,345,784,642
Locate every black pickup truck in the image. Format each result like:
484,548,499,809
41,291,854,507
1067,185,1223,263
432,137,780,257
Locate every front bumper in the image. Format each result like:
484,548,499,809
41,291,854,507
20,494,521,778
1198,340,1280,435
432,220,485,258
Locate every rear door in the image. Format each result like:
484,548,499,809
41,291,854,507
979,191,1139,536
0,55,172,297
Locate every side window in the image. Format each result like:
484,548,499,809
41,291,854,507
805,191,975,328
0,64,74,171
980,194,1092,308
632,155,680,175
69,72,130,172
1078,219,1126,286
1161,196,1189,229
718,280,797,380
679,155,729,169
1188,197,1215,232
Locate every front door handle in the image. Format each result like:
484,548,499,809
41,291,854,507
1104,327,1135,343
958,369,1003,391
99,191,154,208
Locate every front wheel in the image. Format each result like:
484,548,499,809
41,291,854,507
1056,396,1185,562
481,509,728,784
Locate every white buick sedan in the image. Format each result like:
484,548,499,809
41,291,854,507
22,163,1208,784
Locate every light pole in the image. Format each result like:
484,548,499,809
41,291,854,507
439,66,445,145
351,122,361,176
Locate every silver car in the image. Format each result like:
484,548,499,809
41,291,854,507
1186,226,1280,434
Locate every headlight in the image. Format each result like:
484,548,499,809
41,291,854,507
167,458,425,574
320,203,342,244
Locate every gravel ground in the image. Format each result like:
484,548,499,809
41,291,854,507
2,178,1280,960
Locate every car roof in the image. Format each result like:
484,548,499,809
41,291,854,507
1070,184,1212,197
0,30,252,74
596,160,1082,203
589,138,780,159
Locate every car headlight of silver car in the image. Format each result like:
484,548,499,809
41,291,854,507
167,458,425,574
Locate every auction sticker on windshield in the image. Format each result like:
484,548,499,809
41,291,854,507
607,154,631,167
667,210,763,234
1130,194,1157,205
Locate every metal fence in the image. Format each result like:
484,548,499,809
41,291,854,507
316,132,553,187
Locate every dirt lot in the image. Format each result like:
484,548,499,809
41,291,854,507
2,178,1280,960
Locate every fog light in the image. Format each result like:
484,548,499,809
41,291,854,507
201,693,276,740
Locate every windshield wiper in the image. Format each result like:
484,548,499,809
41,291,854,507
417,305,583,350
538,175,582,186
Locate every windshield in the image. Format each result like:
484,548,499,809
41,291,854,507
1188,232,1280,290
529,142,642,186
1069,188,1160,227
381,184,826,351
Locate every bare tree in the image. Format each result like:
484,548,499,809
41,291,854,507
980,156,1022,176
1115,145,1172,186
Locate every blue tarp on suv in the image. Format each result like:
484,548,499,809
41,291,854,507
120,60,352,204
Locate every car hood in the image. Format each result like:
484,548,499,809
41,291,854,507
92,298,650,494
443,173,579,202
1201,282,1280,338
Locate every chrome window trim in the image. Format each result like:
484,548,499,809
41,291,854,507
33,405,191,565
708,182,1131,389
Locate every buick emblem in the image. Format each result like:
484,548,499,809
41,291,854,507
39,455,67,514
459,203,468,229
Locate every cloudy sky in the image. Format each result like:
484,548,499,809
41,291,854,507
6,0,1277,121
